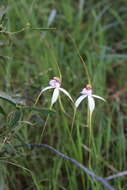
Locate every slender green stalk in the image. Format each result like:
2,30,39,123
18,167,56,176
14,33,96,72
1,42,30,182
39,104,52,142
87,109,92,168
71,107,77,134
67,32,91,85
34,90,52,142
44,39,62,80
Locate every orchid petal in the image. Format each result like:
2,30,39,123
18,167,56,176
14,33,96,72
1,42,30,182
35,86,54,105
59,88,73,102
41,86,54,93
75,95,87,108
51,88,59,106
92,94,106,102
88,96,95,114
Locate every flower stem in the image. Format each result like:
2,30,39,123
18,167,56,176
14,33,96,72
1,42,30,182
44,39,62,80
39,104,52,143
67,32,91,85
71,107,77,134
88,109,93,168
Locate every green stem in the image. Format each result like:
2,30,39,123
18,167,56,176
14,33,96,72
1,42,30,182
67,32,91,85
88,109,93,168
44,39,62,80
71,107,77,134
39,104,52,142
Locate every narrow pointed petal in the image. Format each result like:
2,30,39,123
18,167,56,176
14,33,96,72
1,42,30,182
88,96,95,114
35,86,54,105
59,88,73,102
92,94,106,101
51,88,59,106
75,95,87,108
41,86,54,93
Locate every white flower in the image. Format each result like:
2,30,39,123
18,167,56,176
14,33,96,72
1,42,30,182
75,84,105,114
39,77,73,106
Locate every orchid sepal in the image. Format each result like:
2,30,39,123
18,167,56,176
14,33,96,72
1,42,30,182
75,95,87,108
92,94,106,102
51,88,60,106
59,87,73,102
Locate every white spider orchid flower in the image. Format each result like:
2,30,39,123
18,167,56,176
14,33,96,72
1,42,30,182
75,84,105,114
40,77,73,106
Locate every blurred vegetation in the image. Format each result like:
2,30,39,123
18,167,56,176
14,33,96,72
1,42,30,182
0,0,127,189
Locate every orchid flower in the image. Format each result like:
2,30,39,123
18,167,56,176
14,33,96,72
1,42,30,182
38,77,73,106
75,84,105,114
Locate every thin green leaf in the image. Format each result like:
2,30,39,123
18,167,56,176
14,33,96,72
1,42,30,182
0,105,6,116
0,92,25,106
21,106,55,115
8,110,21,127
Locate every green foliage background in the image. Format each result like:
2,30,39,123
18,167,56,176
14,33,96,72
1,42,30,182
0,0,127,189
